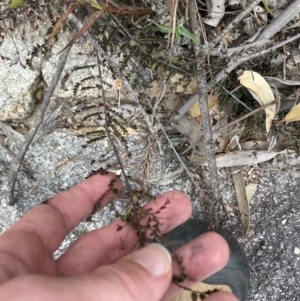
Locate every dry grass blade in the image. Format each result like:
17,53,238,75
58,10,103,53
108,7,152,15
167,0,178,47
50,1,152,52
48,3,78,44
97,0,152,15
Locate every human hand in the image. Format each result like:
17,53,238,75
0,173,237,301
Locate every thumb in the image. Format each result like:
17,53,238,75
101,244,172,301
0,244,172,301
95,243,172,301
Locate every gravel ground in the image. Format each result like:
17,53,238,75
0,129,299,301
243,170,300,301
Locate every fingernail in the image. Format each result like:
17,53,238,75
130,243,172,277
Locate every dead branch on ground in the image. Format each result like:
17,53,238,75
7,40,72,205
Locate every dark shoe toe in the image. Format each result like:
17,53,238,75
160,218,250,301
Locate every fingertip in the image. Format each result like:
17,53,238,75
78,172,123,199
161,190,190,203
152,190,192,221
171,231,230,284
201,232,230,272
191,232,230,278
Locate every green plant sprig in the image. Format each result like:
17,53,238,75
153,21,201,46
8,0,26,8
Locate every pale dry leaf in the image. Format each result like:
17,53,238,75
191,149,288,167
280,103,300,123
243,17,257,36
113,78,122,90
231,168,250,235
170,74,198,94
238,70,276,134
254,6,267,24
146,75,196,100
246,183,258,204
146,80,161,99
204,0,225,27
188,93,219,118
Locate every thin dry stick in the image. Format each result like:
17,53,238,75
213,100,277,133
95,51,134,201
182,100,277,155
7,43,72,206
213,31,300,83
232,32,300,64
189,0,222,226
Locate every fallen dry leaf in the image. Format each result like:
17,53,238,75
279,103,300,123
238,70,276,134
231,168,250,235
240,140,292,152
246,183,258,204
191,149,288,167
188,93,219,118
113,78,122,90
146,74,197,100
204,0,225,27
170,74,198,94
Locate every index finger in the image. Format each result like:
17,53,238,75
6,172,123,253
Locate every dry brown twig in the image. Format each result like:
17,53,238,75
6,39,73,206
213,100,277,134
181,100,277,155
